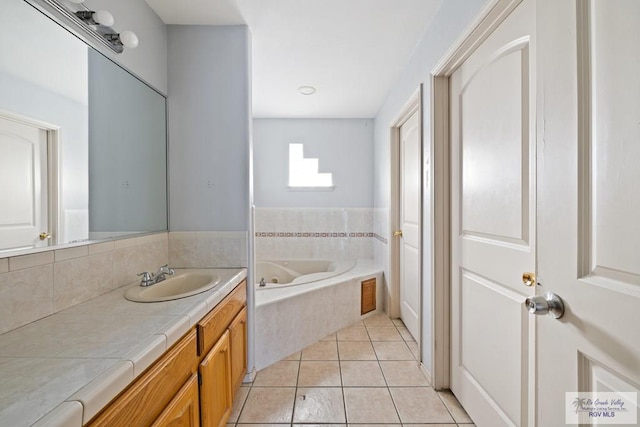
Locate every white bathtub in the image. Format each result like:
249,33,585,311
255,259,356,288
254,259,383,370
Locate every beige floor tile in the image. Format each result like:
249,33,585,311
237,424,291,427
253,360,300,386
302,340,339,360
293,387,346,423
379,361,430,386
397,326,416,342
343,387,400,423
366,326,403,341
284,351,301,361
229,386,250,422
363,313,395,327
298,361,342,387
389,387,454,424
391,318,405,327
438,390,473,423
338,341,377,360
320,332,337,341
406,340,419,359
372,341,415,360
396,424,456,426
238,387,296,423
345,425,402,427
294,425,346,427
340,361,386,387
337,326,370,341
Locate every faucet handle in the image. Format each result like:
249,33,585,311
159,264,175,275
137,272,154,286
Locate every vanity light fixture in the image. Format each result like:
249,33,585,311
74,10,114,27
43,0,138,54
298,86,317,96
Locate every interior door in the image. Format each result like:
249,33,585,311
0,115,49,251
399,109,421,342
450,0,535,425
535,0,640,424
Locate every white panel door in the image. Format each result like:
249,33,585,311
535,0,640,424
0,116,48,251
450,0,535,425
399,109,421,342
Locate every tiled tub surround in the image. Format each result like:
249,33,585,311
0,268,246,427
0,233,169,335
168,231,248,268
254,208,386,260
255,259,383,371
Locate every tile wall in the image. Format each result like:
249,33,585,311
0,233,168,335
168,231,248,268
254,208,388,261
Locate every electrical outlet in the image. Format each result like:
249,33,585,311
121,180,130,189
206,180,214,188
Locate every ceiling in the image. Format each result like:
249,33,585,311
145,0,442,118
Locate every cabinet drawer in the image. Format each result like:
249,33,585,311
88,329,198,427
198,280,246,357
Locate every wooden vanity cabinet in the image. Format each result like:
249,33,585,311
151,374,200,427
197,281,247,427
85,280,247,427
87,329,198,427
199,331,232,427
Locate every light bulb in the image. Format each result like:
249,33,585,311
93,10,114,26
119,31,139,49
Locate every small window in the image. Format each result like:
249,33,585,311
288,143,335,191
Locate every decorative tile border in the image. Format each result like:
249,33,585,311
374,233,388,244
255,232,376,238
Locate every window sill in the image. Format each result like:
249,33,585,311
287,186,336,192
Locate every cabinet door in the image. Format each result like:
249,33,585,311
152,374,200,427
229,307,247,393
199,330,232,427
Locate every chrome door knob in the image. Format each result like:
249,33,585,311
524,291,564,319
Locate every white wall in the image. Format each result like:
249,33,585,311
373,0,488,372
167,25,251,232
254,119,374,207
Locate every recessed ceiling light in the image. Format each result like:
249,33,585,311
298,86,317,95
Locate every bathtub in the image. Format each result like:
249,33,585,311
254,258,383,370
255,259,356,288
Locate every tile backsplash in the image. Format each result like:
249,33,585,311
0,233,168,335
168,231,248,268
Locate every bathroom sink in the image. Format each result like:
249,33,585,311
125,269,221,302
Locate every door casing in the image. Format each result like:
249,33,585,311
429,0,525,390
389,85,423,365
0,109,60,249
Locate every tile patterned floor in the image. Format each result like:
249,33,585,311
228,313,475,426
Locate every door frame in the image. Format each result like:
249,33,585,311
389,85,423,354
429,0,525,390
0,109,61,247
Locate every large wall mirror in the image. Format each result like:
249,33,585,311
0,0,167,254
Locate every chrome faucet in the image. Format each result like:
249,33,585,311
137,264,175,287
259,277,266,287
153,264,175,283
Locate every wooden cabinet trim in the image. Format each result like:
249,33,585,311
197,280,246,357
229,307,248,393
87,329,198,427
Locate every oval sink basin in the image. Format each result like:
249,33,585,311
125,269,221,302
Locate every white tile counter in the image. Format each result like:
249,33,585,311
0,268,246,427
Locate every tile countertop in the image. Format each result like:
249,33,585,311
0,268,247,427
